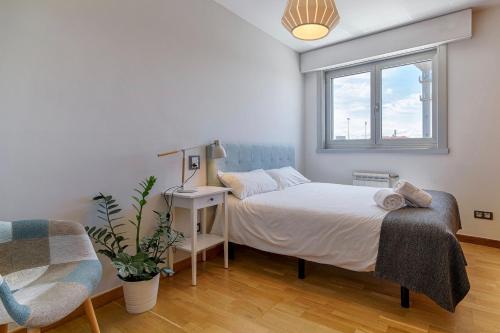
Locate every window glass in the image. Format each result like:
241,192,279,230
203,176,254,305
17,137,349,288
332,72,371,141
381,61,433,139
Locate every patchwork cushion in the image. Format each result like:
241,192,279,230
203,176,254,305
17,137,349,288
0,220,102,328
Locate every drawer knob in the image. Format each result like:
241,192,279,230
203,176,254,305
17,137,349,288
209,197,214,201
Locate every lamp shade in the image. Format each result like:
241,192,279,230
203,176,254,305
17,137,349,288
208,140,227,160
282,0,340,41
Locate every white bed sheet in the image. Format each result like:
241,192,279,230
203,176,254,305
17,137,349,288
212,182,389,272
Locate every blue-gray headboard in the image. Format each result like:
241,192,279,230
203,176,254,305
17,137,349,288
207,144,295,186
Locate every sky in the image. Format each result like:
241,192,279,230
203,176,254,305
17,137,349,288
332,62,432,140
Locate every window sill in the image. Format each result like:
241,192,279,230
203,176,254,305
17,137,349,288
317,147,449,154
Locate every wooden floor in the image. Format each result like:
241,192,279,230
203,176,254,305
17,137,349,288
48,242,500,333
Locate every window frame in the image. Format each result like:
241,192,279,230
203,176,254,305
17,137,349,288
320,46,448,154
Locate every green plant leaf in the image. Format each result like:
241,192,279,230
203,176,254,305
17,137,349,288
98,229,107,240
128,266,138,275
92,228,101,237
97,249,115,259
132,252,148,262
118,268,129,278
116,252,131,262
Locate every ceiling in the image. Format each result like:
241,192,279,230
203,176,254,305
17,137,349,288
213,0,498,53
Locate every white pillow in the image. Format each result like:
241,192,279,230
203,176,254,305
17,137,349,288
265,166,310,189
217,169,279,199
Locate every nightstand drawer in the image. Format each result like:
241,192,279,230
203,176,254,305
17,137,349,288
194,193,224,209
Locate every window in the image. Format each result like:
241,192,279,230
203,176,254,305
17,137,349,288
322,47,447,153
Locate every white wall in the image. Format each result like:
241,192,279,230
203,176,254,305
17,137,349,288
0,0,304,293
304,6,500,240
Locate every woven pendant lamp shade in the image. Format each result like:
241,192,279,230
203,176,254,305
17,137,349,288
282,0,340,41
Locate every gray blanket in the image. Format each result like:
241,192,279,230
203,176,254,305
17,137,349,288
374,190,470,312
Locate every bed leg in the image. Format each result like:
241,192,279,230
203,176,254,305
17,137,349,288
401,286,410,308
298,258,305,279
228,242,235,260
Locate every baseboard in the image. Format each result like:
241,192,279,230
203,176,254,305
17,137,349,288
457,234,500,249
10,245,223,333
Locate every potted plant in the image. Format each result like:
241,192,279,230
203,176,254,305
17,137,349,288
85,176,183,314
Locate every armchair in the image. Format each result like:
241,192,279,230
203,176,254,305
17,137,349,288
0,220,102,333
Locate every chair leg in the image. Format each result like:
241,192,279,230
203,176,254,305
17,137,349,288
0,324,8,333
83,298,101,333
27,329,41,333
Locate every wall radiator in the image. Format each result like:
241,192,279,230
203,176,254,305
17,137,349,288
352,172,399,188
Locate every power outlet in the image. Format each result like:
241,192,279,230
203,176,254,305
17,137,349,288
474,210,494,220
483,211,494,220
188,155,200,170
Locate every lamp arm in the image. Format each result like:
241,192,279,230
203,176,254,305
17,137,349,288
157,150,180,158
157,144,206,158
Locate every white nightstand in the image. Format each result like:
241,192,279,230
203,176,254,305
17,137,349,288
166,186,231,286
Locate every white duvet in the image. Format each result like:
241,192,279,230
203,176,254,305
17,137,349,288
212,182,390,272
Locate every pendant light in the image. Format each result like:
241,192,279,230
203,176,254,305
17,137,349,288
282,0,340,41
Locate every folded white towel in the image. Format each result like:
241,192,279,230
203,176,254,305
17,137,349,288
394,180,432,208
373,189,406,211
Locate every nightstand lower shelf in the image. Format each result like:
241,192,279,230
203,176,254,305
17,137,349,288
176,234,224,253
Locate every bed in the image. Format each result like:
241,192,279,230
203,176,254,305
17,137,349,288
208,144,470,312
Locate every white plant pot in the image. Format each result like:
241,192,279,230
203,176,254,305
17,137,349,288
122,274,160,314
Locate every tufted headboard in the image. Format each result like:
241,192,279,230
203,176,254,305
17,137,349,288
207,144,295,186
